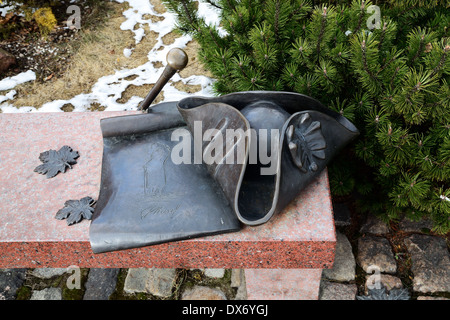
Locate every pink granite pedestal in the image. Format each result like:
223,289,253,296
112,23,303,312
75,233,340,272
0,111,336,300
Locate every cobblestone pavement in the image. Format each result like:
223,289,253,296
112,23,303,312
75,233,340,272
1,208,449,300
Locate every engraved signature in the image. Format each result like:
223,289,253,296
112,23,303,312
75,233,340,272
140,204,181,219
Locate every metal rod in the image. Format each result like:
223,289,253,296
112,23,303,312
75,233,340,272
139,48,189,112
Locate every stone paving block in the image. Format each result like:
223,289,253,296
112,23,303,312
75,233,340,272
322,231,355,281
245,269,322,300
83,268,120,300
357,235,397,274
30,288,62,300
123,268,177,297
231,269,247,300
124,268,148,294
0,269,27,300
417,296,450,300
145,268,177,298
364,274,403,294
204,268,225,279
319,280,357,300
404,234,450,293
399,216,433,233
31,268,67,279
181,285,227,300
360,214,390,235
231,269,244,288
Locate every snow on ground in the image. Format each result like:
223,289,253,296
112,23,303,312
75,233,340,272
0,0,220,113
0,70,36,91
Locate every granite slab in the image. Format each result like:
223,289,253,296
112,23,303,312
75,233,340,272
0,111,336,268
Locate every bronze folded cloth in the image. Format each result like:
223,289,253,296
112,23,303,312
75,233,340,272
89,91,359,253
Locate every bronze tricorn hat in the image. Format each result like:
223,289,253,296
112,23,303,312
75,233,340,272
89,49,359,253
177,91,360,225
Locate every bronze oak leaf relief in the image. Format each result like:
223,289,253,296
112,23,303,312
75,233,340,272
34,145,79,178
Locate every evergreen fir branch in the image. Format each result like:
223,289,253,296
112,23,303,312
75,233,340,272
207,26,223,50
410,36,425,66
387,0,446,11
364,107,388,136
361,40,378,85
375,19,397,54
330,97,356,122
249,22,279,72
294,73,319,98
438,135,450,164
220,0,237,11
273,0,280,43
163,0,201,32
355,139,379,167
378,21,387,50
433,188,450,215
289,0,312,21
281,62,299,89
315,5,327,60
376,122,412,165
398,68,439,119
376,48,403,76
264,0,292,45
315,59,339,93
390,172,432,210
233,55,250,79
407,27,437,66
180,0,198,28
428,42,449,79
352,0,368,35
290,37,314,62
350,32,382,94
389,67,400,91
379,160,399,177
431,205,450,234
204,0,222,9
329,163,356,197
352,91,373,114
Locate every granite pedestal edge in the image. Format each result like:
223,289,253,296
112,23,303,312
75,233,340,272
0,111,336,299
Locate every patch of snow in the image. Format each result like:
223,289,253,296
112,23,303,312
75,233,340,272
123,48,133,58
0,4,15,17
0,70,36,91
0,71,36,110
0,90,16,104
0,103,35,113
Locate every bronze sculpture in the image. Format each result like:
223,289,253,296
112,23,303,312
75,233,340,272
89,48,359,253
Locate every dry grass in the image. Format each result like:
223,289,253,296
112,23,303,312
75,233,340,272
10,0,212,110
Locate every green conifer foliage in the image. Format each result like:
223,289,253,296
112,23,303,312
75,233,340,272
162,0,450,233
